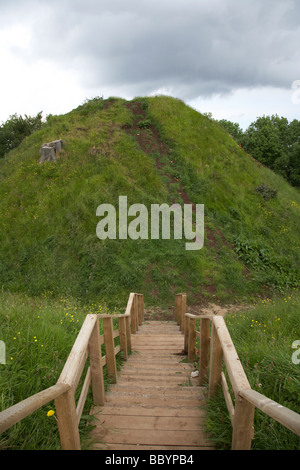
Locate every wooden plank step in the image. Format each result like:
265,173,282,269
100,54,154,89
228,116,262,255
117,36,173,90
131,342,183,346
90,320,214,450
119,368,192,376
116,375,192,384
124,363,188,369
131,346,184,351
92,405,206,418
107,385,201,395
103,394,206,407
90,428,212,447
129,348,182,354
125,358,189,366
93,443,214,450
92,414,205,431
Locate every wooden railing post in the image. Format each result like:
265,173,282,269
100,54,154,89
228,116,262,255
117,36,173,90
232,395,255,450
175,294,181,326
184,315,189,353
199,318,210,386
55,387,81,450
88,319,105,406
131,295,137,334
208,322,223,398
102,317,117,383
134,294,139,332
137,294,143,325
181,294,187,335
188,316,196,362
126,314,131,352
119,316,128,360
141,294,144,323
176,293,186,333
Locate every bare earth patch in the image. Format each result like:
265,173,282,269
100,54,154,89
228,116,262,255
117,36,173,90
144,302,251,321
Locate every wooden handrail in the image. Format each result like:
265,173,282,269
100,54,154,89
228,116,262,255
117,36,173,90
57,314,98,389
0,383,70,434
0,292,144,450
239,389,300,437
212,315,251,394
176,293,300,450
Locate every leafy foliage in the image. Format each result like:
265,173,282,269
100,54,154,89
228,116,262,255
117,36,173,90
218,115,300,187
254,183,278,201
0,112,43,159
233,237,300,290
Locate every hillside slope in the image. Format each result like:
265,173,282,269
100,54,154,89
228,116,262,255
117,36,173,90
0,96,299,308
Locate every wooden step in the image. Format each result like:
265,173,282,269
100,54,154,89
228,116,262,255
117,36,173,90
93,443,214,450
102,395,206,408
116,375,192,384
92,414,205,431
91,428,213,448
89,320,214,450
93,404,206,418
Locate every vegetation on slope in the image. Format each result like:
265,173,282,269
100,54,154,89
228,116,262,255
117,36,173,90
0,95,299,450
0,96,299,309
145,96,300,294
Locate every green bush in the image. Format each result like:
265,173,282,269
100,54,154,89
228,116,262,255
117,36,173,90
0,112,43,158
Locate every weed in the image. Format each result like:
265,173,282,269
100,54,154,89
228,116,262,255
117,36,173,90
255,183,278,201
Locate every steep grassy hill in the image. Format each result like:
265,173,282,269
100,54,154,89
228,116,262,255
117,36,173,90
0,96,299,308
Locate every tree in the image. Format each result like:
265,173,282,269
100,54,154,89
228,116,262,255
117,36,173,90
243,115,286,169
218,114,300,187
0,112,43,159
218,119,244,145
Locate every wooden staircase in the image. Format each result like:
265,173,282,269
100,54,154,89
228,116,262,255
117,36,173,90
2,292,299,450
90,320,215,450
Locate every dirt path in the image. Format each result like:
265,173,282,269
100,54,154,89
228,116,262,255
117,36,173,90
143,302,250,321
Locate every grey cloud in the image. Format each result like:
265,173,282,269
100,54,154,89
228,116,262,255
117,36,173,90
2,0,300,100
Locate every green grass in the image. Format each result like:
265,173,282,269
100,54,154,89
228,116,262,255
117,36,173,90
0,95,299,308
204,291,300,450
0,95,299,449
146,96,300,295
0,291,123,450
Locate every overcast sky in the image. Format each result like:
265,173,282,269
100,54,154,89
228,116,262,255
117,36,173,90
0,0,299,129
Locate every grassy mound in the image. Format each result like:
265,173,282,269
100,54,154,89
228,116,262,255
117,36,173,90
0,96,299,308
0,95,299,449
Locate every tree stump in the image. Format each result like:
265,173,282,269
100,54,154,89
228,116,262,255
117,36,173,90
39,146,57,163
39,139,63,163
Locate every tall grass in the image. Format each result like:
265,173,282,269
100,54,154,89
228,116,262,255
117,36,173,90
0,96,299,308
204,291,300,450
0,291,122,450
146,96,300,295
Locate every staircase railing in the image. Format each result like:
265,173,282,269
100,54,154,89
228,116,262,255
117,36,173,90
175,293,300,450
0,292,144,450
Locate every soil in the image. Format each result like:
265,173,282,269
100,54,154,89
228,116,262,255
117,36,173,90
122,99,251,307
124,100,232,256
143,302,250,321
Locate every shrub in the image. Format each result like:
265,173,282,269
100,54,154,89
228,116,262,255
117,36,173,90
255,183,278,201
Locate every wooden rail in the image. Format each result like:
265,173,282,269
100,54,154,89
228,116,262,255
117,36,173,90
2,291,299,450
175,293,300,450
0,292,144,450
